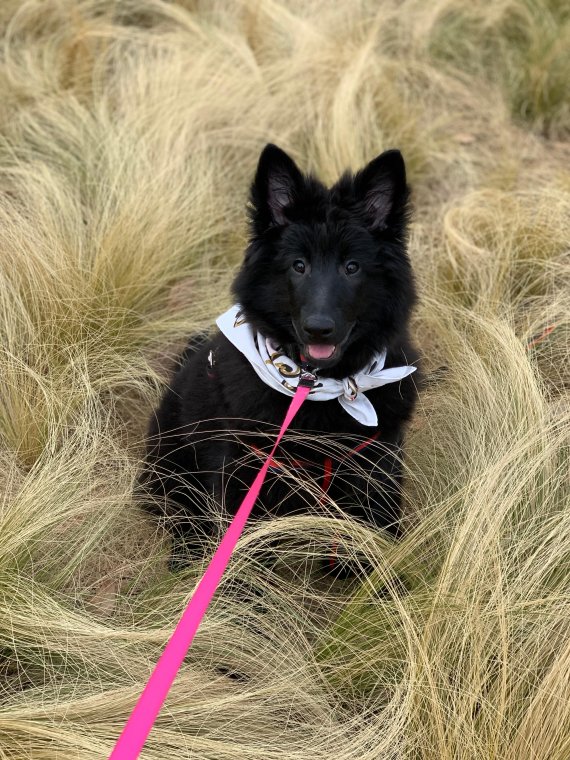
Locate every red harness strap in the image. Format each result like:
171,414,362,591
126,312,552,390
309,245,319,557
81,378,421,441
250,431,381,494
321,456,333,495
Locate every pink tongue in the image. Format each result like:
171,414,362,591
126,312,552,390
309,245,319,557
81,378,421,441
307,344,336,360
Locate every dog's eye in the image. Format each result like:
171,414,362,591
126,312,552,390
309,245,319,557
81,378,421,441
345,261,360,275
292,260,306,274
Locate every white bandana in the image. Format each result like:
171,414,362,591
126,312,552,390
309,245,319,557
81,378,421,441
216,305,416,427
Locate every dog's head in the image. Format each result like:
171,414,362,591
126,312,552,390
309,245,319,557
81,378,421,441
232,144,416,377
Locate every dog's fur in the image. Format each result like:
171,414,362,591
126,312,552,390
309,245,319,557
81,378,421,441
142,144,420,561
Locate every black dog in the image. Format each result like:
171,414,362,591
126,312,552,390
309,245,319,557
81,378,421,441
142,144,420,565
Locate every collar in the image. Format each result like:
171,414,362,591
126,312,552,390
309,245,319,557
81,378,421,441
216,305,416,427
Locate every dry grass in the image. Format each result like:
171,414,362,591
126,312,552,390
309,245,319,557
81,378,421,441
0,1,568,757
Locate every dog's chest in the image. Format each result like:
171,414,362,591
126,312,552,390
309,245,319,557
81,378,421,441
209,339,380,470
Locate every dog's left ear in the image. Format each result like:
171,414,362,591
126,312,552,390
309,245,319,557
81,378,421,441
353,149,408,232
251,144,304,229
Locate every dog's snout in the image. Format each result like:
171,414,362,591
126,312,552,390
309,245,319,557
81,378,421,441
302,315,335,340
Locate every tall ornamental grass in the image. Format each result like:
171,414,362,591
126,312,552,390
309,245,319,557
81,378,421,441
0,1,568,757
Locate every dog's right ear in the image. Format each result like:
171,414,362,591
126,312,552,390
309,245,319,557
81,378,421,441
250,144,304,230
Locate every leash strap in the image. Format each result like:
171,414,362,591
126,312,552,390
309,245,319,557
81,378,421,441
109,379,314,760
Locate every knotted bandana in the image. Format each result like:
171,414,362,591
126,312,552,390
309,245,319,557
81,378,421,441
216,304,416,427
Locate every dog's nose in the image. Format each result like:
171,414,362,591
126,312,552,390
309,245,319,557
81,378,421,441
302,315,335,340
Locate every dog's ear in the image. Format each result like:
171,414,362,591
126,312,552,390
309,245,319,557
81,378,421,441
251,144,304,229
353,149,408,232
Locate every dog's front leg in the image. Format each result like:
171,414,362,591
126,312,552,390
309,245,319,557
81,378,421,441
359,436,404,538
328,435,404,538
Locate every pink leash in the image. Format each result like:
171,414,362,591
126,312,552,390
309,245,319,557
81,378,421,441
109,373,315,759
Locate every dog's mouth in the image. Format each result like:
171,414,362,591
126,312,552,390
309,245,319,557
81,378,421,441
304,343,338,362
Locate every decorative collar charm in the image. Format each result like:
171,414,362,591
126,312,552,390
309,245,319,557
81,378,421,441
216,305,416,427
